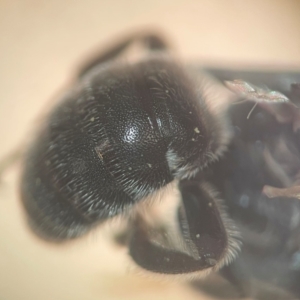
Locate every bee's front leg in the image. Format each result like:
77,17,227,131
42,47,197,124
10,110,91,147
126,180,241,277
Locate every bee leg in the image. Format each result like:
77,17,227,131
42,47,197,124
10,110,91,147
128,181,240,275
129,215,212,275
262,124,300,200
78,31,170,78
263,185,300,200
203,67,300,97
204,67,300,126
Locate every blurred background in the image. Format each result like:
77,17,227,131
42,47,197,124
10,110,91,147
1,0,300,299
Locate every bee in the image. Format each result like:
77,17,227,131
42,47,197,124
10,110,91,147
14,30,300,298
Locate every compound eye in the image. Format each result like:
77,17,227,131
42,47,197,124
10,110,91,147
128,181,241,275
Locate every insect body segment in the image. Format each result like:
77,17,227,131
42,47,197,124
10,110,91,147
21,33,226,246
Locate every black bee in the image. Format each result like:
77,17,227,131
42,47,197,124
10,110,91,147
18,31,300,299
